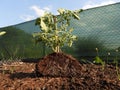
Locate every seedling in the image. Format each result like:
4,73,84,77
33,8,83,53
94,48,105,70
113,49,120,80
94,56,105,70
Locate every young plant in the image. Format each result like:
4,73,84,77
115,61,120,80
113,49,120,80
94,48,105,70
33,8,83,53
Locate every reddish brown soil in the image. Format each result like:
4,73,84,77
0,53,120,90
36,52,82,77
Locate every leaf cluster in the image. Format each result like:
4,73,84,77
33,8,83,52
94,56,105,70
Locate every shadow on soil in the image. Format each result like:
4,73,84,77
9,72,36,79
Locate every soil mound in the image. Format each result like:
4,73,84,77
35,52,83,77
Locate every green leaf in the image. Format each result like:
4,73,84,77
76,9,83,13
0,31,6,36
94,56,103,64
35,18,41,25
58,8,65,14
68,28,73,32
69,41,73,47
71,35,77,39
73,13,80,20
40,18,48,31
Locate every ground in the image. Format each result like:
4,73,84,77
0,53,120,90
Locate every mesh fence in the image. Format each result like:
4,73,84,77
0,3,120,61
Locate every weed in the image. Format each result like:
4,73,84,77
113,49,120,80
94,48,105,70
94,56,105,70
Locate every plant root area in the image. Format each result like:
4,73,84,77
0,53,120,90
